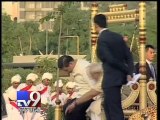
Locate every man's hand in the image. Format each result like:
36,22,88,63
65,100,77,115
127,75,132,81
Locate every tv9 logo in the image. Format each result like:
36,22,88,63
17,91,41,107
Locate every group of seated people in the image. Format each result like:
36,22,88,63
2,44,157,120
2,72,78,120
57,44,157,120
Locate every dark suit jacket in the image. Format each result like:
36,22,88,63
134,62,157,82
96,30,134,88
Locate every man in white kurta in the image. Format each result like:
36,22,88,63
17,73,42,120
3,74,21,104
58,55,94,120
64,63,104,120
36,72,52,119
51,80,67,107
36,72,52,105
5,90,24,120
3,74,23,120
70,59,95,98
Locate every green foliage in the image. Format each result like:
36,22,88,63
146,2,157,46
2,14,17,62
21,21,40,55
2,2,157,63
22,21,39,34
34,57,58,88
40,2,91,58
2,14,42,62
46,105,55,120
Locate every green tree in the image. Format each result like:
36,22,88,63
2,13,46,62
13,22,29,55
34,57,57,88
21,21,40,54
2,13,17,62
39,2,91,60
2,2,157,63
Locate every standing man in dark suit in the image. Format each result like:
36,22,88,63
134,44,157,82
94,14,134,120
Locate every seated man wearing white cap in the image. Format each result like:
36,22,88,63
51,80,67,107
17,73,39,120
36,72,52,120
3,74,23,120
5,90,24,120
36,72,52,105
3,74,21,104
65,63,104,120
17,73,38,91
65,81,77,104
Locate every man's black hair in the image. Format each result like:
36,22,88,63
94,14,107,28
123,34,128,36
58,55,74,69
145,44,155,51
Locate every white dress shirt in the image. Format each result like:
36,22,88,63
70,59,95,98
146,59,156,80
98,28,108,37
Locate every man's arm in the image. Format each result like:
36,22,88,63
75,89,100,105
65,89,100,114
124,46,134,76
97,35,128,74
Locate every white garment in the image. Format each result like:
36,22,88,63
5,102,23,120
17,83,38,120
51,92,67,106
86,95,103,120
2,116,8,120
87,112,102,120
23,111,44,120
3,86,23,120
86,76,103,120
146,59,156,80
17,83,37,91
32,113,45,120
36,85,48,120
36,83,51,105
71,59,94,98
3,86,18,104
3,93,10,104
70,60,104,119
